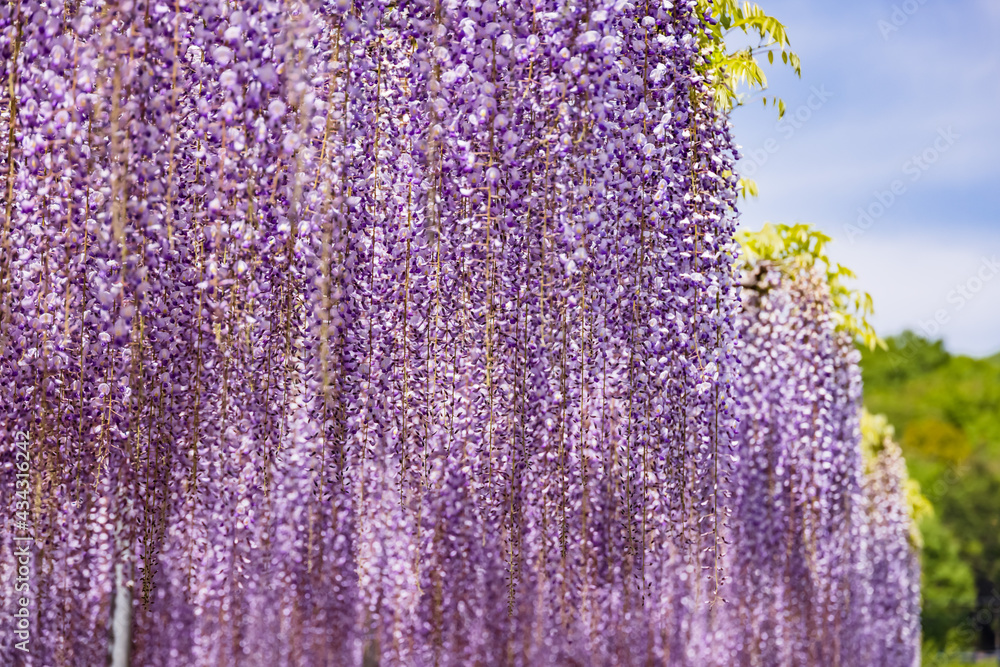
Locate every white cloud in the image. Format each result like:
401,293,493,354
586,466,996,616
828,230,1000,357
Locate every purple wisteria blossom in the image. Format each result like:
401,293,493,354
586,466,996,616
0,1,916,665
723,262,920,667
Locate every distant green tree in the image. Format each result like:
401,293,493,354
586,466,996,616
903,418,971,466
860,332,1000,653
861,331,951,385
919,512,977,650
937,454,1000,649
860,332,1000,459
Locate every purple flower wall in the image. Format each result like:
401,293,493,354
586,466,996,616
723,262,920,667
0,1,917,665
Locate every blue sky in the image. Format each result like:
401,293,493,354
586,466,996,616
728,0,1000,357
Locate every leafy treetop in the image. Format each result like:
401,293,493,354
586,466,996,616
736,223,882,351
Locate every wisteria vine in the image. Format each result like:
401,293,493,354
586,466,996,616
0,1,918,665
724,254,920,666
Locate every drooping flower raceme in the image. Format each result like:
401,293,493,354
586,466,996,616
723,261,920,667
0,1,916,665
0,1,741,663
854,411,922,667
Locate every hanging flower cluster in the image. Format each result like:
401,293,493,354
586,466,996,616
1,0,747,664
855,410,922,667
723,258,920,667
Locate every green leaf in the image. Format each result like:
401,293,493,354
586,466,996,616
737,177,760,199
736,223,885,349
695,0,802,119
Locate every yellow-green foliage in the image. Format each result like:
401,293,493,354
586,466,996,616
901,418,972,466
697,2,802,201
736,223,882,350
861,409,932,549
697,0,801,116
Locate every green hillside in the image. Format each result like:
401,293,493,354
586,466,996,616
860,332,1000,654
